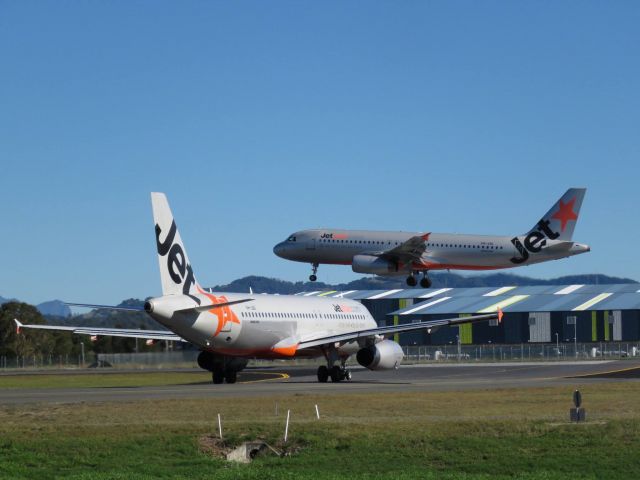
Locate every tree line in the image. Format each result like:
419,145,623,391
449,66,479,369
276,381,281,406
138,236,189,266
0,301,165,360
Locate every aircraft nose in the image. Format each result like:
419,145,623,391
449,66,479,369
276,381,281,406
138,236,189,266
273,242,287,258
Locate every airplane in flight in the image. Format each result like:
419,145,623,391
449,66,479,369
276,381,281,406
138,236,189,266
273,188,590,288
15,193,500,384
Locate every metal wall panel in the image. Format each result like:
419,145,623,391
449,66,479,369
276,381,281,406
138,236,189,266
528,312,551,342
612,310,622,341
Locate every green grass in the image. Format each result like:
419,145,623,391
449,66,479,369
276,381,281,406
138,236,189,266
0,371,211,389
1,381,640,479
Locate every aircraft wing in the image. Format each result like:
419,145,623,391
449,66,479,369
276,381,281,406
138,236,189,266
296,310,501,350
376,233,430,263
14,319,185,342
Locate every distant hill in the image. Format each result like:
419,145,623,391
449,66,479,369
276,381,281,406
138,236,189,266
59,298,163,330
210,273,639,294
0,297,72,317
36,300,72,317
2,272,637,327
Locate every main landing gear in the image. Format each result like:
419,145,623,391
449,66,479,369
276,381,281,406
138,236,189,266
317,364,351,383
309,262,319,282
212,367,237,384
317,348,351,383
198,351,247,385
406,272,432,288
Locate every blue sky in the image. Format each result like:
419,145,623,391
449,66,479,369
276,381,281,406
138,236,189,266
1,2,639,304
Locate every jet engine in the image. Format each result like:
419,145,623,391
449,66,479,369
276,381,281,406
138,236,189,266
356,340,404,370
352,255,405,275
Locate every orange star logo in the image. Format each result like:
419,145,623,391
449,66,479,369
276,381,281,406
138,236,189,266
551,197,578,232
197,287,240,336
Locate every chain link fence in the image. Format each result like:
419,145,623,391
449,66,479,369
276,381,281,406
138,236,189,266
402,342,640,363
2,342,638,370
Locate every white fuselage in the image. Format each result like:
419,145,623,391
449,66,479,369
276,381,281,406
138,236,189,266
274,229,590,274
147,292,376,359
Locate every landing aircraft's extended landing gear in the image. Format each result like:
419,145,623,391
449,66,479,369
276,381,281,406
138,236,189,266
309,263,319,282
420,273,432,289
406,273,417,287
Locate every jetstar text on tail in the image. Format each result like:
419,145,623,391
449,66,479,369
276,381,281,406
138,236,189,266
510,219,560,264
155,221,197,296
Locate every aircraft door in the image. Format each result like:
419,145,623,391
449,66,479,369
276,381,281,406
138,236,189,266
306,239,316,251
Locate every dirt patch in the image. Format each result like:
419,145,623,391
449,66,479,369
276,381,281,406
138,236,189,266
198,435,232,458
198,435,305,460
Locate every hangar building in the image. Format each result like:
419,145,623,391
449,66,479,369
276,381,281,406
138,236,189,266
299,283,640,346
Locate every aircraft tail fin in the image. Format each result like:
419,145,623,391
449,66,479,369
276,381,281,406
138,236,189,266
151,192,202,296
527,188,586,241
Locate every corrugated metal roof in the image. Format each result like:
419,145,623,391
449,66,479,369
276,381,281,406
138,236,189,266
298,284,640,314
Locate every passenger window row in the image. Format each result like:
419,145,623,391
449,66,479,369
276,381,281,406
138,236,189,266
241,311,366,320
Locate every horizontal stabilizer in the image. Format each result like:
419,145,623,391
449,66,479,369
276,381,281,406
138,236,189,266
65,302,146,312
174,298,254,313
14,318,184,342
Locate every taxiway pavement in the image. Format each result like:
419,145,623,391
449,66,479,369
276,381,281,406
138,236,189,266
1,360,639,405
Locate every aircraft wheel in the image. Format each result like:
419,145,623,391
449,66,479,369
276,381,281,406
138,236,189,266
406,276,417,287
317,365,329,383
420,276,432,288
224,369,237,384
329,365,342,382
309,274,317,282
343,369,352,381
212,370,225,384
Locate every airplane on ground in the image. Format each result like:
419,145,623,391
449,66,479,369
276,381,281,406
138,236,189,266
15,193,501,384
273,188,590,288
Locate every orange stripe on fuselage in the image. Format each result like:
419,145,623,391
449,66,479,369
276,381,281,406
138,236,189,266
271,344,299,357
208,346,308,359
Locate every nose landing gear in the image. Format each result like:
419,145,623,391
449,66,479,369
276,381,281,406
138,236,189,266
309,262,319,282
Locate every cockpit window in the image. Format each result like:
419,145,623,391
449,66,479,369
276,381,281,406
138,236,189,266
287,236,296,242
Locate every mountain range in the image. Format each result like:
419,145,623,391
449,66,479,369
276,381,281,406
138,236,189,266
2,272,637,328
210,272,638,295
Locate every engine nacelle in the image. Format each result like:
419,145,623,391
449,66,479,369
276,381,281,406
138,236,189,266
356,340,404,370
352,254,404,275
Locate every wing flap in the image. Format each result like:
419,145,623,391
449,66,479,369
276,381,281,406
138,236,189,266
379,233,430,263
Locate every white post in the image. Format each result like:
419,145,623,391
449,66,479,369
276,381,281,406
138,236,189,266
315,404,320,420
284,410,291,443
217,413,223,440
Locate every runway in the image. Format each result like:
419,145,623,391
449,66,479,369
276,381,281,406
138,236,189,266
1,360,639,405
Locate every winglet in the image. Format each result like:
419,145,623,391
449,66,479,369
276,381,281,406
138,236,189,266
421,232,431,241
14,318,22,334
497,308,504,323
